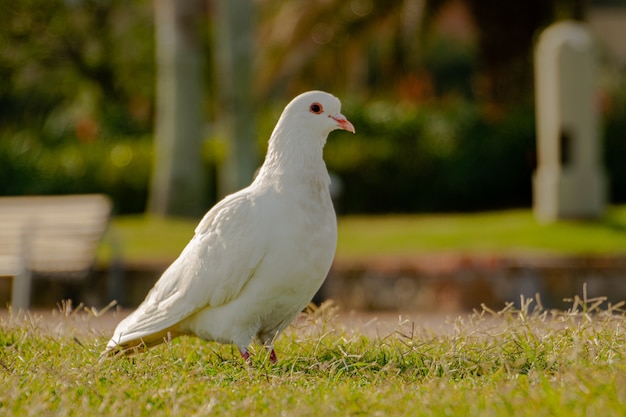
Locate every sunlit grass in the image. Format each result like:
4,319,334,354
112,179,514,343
100,206,626,265
337,205,626,259
100,215,195,265
2,297,626,416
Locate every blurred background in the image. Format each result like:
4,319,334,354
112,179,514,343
2,0,626,215
1,0,626,311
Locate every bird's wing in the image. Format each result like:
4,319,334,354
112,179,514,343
108,190,267,348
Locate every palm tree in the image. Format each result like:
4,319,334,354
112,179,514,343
213,0,257,196
256,0,565,106
149,0,207,217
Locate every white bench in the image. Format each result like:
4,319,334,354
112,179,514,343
0,194,112,310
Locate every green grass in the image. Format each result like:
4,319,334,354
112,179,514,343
2,298,626,416
102,215,196,265
100,206,626,265
337,206,626,259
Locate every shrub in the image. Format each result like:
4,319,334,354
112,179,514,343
0,135,152,214
1,99,624,215
327,100,536,213
604,94,626,204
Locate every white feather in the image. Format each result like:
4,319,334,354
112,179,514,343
103,91,354,360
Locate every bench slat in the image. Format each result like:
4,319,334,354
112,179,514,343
0,194,112,308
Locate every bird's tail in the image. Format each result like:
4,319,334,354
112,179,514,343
98,329,179,364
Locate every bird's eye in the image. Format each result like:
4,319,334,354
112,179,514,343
309,102,323,114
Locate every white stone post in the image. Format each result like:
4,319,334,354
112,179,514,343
533,21,607,223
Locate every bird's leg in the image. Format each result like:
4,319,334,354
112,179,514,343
238,347,251,364
261,336,278,364
269,348,277,364
263,342,277,363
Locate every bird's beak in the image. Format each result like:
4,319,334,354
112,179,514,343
330,114,355,134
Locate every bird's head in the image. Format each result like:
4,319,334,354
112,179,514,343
259,91,354,182
280,91,355,137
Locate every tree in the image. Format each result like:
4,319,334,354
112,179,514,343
213,0,257,196
423,0,593,106
462,0,554,105
149,0,207,217
0,0,154,138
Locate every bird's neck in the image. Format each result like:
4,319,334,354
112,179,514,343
254,124,331,192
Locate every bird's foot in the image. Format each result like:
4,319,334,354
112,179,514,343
238,348,251,364
269,348,277,364
238,347,277,364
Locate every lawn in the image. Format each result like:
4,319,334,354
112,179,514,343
1,298,626,416
100,206,626,265
65,207,626,415
337,206,626,259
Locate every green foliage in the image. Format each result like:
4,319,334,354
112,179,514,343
324,95,626,213
3,96,626,215
0,134,153,213
604,83,626,204
0,0,156,213
0,0,155,137
421,35,476,99
0,0,624,216
326,100,536,213
2,298,626,416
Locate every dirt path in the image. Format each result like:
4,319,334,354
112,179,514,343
0,305,466,340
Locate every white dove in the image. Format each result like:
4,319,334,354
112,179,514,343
102,91,354,363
